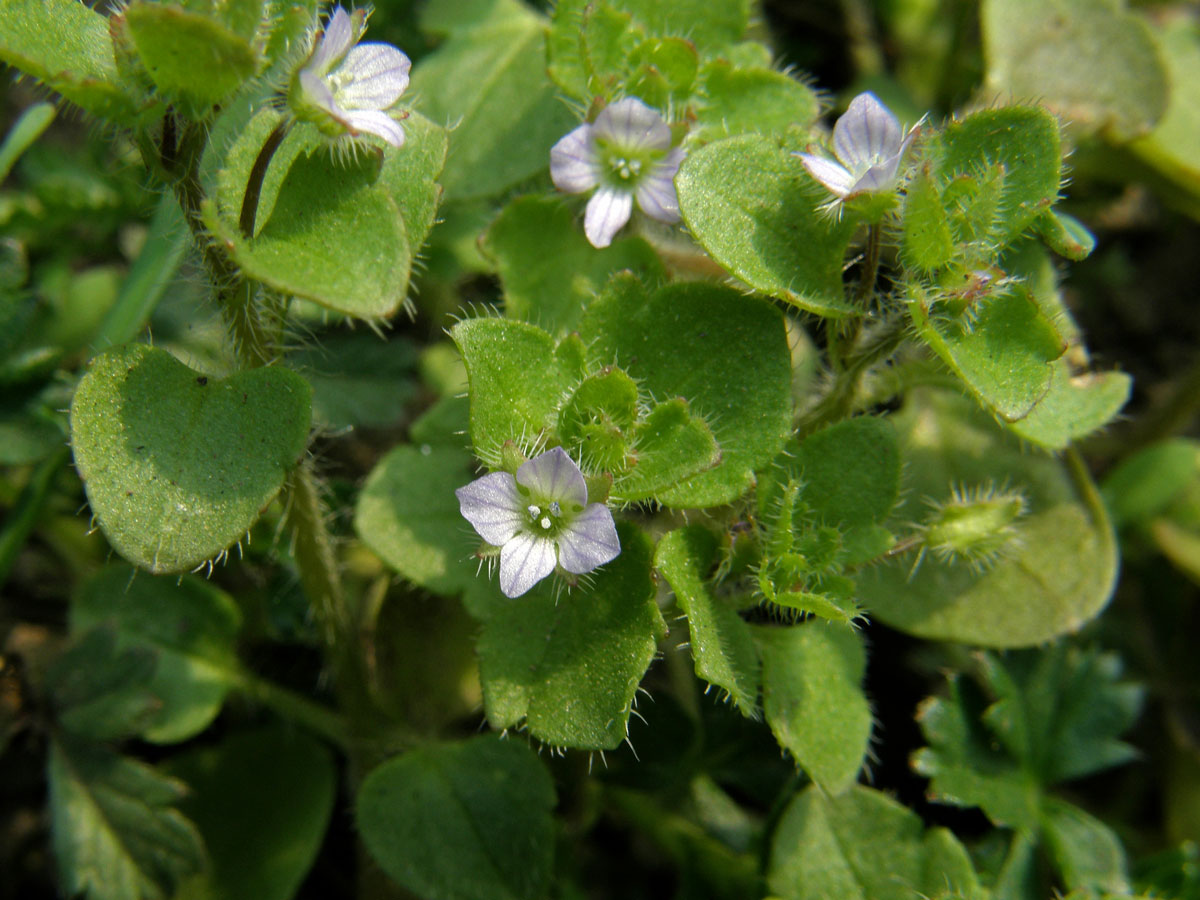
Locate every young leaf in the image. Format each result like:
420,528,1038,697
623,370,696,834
481,195,665,337
166,726,336,900
451,318,580,461
856,389,1119,647
935,106,1063,249
69,343,312,574
72,565,243,744
655,526,759,716
581,276,792,507
768,784,984,900
676,134,857,317
613,398,721,503
475,524,664,749
0,102,54,182
48,735,205,900
908,283,1065,423
755,623,873,794
357,737,556,900
1006,364,1131,451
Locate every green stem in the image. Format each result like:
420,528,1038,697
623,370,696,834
796,314,907,437
0,445,70,590
841,0,885,78
236,669,350,751
282,461,348,648
856,224,881,307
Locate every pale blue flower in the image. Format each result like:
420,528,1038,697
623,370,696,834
550,97,685,249
290,7,411,147
797,92,917,201
456,447,620,598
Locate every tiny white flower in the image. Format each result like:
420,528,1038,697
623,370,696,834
456,447,620,598
797,92,918,201
289,6,411,147
550,97,686,249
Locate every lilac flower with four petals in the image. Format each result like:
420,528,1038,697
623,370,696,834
289,7,411,147
550,97,685,249
456,447,621,598
797,92,918,203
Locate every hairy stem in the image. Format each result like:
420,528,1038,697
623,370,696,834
282,461,348,648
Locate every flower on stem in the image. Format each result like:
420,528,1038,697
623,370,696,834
797,92,918,203
550,97,685,249
456,447,620,598
288,6,411,147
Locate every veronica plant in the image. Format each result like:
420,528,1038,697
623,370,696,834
2,0,1190,898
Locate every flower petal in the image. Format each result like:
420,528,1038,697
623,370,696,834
550,124,600,193
341,108,406,147
337,43,411,110
848,155,902,195
456,471,525,546
584,187,634,248
499,531,558,597
557,504,620,574
516,447,587,509
797,153,856,197
310,7,356,75
833,92,902,176
635,149,685,223
299,68,338,116
593,97,671,152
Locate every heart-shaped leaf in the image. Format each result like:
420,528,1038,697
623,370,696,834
70,343,311,573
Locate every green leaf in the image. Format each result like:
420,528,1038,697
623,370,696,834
936,106,1063,248
481,195,665,337
0,102,54,182
475,524,664,749
72,565,243,744
901,167,957,274
768,784,984,900
46,627,160,742
655,527,759,716
1101,439,1199,528
288,333,419,430
1006,364,1131,451
48,735,205,900
206,111,447,319
451,317,580,462
755,623,872,794
410,6,576,201
856,389,1119,647
0,0,159,124
357,737,556,900
355,444,482,597
581,276,792,506
695,62,820,141
124,0,260,115
167,726,336,900
676,134,856,317
69,343,312,574
908,283,1064,422
983,0,1168,142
